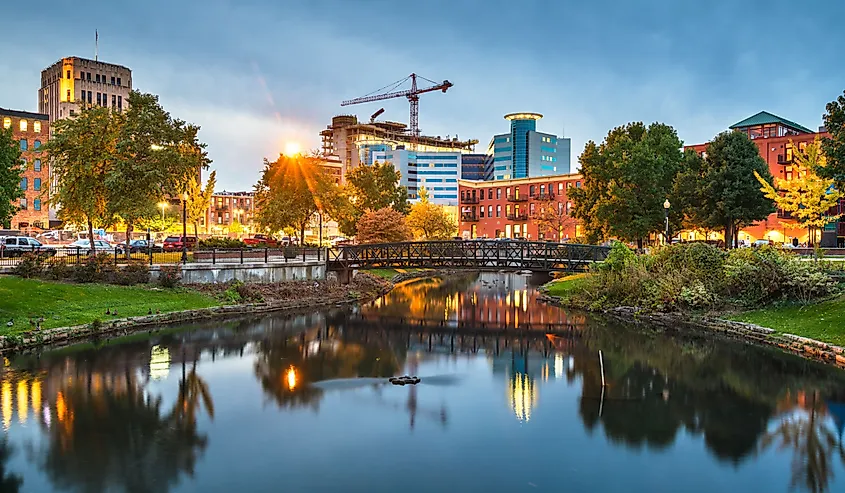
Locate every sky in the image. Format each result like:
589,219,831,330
2,0,845,191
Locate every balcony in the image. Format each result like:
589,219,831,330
460,195,479,204
461,213,479,222
532,192,555,201
506,212,528,221
506,195,528,203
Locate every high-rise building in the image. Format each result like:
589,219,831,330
490,113,571,180
372,149,461,206
460,154,492,181
39,57,132,122
1,108,51,231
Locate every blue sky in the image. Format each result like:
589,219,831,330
2,0,844,190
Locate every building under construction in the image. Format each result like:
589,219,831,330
320,115,479,175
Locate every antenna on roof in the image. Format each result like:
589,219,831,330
95,29,99,61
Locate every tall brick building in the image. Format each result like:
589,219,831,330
39,57,132,122
1,108,50,231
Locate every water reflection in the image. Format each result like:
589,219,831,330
0,273,844,492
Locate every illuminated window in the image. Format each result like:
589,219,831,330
2,117,10,129
19,120,27,132
66,70,70,79
33,121,41,133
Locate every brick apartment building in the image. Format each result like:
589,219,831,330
207,191,256,234
2,108,50,231
687,111,841,246
458,174,583,240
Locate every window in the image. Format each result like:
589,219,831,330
530,203,535,215
496,188,502,200
529,185,535,196
88,91,92,104
66,89,70,101
576,181,582,188
496,205,501,218
33,140,41,150
112,95,116,107
19,139,27,151
97,93,101,106
34,178,41,191
480,207,485,218
117,77,122,86
2,117,10,129
19,120,27,132
86,72,91,81
33,159,41,171
506,187,512,198
540,184,546,194
33,121,41,133
488,205,492,217
558,183,563,193
20,178,27,190
34,199,41,211
117,95,122,111
96,74,101,83
488,189,492,199
66,70,71,79
111,76,116,85
506,204,512,216
19,198,27,210
20,158,26,170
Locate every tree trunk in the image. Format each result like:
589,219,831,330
724,222,733,250
87,217,96,257
636,237,643,252
193,222,198,239
300,222,306,247
125,221,133,260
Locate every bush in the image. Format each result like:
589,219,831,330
199,237,246,249
114,261,151,286
44,260,72,281
13,253,45,278
72,254,116,283
158,264,181,288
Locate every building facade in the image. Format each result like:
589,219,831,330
2,109,50,231
39,57,132,123
207,191,256,234
491,113,571,181
686,111,840,246
458,174,582,240
460,153,491,181
372,149,461,206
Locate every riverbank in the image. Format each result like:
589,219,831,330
0,273,392,353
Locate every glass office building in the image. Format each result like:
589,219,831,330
491,113,570,180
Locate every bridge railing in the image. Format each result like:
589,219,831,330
328,240,610,271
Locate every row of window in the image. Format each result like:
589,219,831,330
2,119,43,133
18,198,42,211
461,181,582,201
540,136,556,144
540,155,557,162
466,201,572,219
19,139,42,151
71,69,123,87
74,91,123,110
20,159,43,171
539,146,556,153
20,178,42,191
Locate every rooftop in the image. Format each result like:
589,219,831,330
504,112,543,121
0,108,49,120
729,111,814,134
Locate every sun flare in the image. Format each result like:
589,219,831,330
283,142,302,157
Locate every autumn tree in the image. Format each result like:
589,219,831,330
570,122,685,249
0,127,23,228
47,106,120,253
327,162,409,237
184,170,216,236
820,90,845,189
756,138,841,244
534,202,576,241
678,131,775,248
356,207,411,244
254,155,333,243
407,187,456,239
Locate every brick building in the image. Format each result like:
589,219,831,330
39,57,132,122
1,108,50,231
207,191,256,234
458,174,582,240
687,111,839,246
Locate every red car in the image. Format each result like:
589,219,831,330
243,234,279,247
162,236,198,252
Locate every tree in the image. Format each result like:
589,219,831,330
679,131,775,248
534,201,576,241
0,127,23,228
185,170,216,236
47,105,120,253
756,138,841,245
254,154,333,243
820,90,845,190
108,91,210,257
570,122,685,249
356,207,411,243
407,187,456,239
328,162,409,237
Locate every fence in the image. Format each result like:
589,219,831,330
0,246,327,267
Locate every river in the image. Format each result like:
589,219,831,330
1,272,844,493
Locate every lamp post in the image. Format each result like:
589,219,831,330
158,201,168,221
663,199,671,245
181,192,188,264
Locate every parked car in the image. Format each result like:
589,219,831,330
162,236,198,252
67,239,116,254
116,239,163,254
330,237,351,247
243,234,279,247
0,236,57,257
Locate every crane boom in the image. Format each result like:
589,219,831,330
340,73,453,148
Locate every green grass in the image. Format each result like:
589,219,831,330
727,295,845,346
363,268,426,280
542,274,589,300
0,276,219,336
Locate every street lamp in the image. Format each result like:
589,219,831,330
663,199,671,245
181,192,189,264
158,201,168,221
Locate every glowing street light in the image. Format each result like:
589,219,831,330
663,199,671,245
158,201,168,220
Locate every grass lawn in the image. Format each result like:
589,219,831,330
0,276,219,336
542,274,589,301
363,268,427,281
726,295,845,346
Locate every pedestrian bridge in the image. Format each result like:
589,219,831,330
328,240,610,273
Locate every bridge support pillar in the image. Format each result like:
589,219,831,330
335,268,353,285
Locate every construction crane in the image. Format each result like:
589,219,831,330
341,73,453,148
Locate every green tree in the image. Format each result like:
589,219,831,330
328,162,409,237
679,131,775,248
570,122,685,249
820,90,845,189
254,155,333,242
46,105,120,253
407,187,456,239
756,138,841,245
108,91,210,257
356,207,411,243
185,170,216,236
0,127,23,228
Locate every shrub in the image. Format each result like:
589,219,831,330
679,280,718,309
72,254,116,283
596,241,637,273
651,243,726,290
13,253,45,278
44,260,72,281
199,237,246,249
158,264,182,288
114,261,151,286
221,280,244,303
